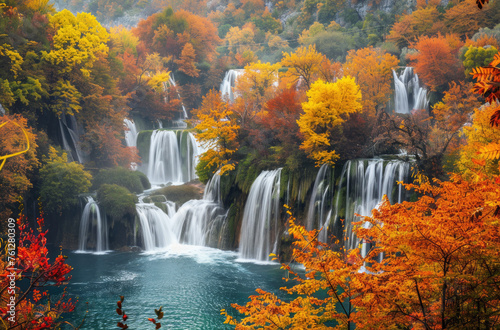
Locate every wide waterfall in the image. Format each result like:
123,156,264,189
239,169,282,261
135,174,228,251
306,164,333,242
146,130,200,185
393,67,429,114
124,118,138,147
333,158,411,252
78,196,108,253
220,69,244,102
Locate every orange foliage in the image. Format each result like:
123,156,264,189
0,115,39,220
175,43,199,77
408,34,463,91
444,0,488,38
227,174,500,329
344,46,399,116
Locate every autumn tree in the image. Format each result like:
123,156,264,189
297,76,362,166
408,34,464,91
233,61,281,128
192,90,239,180
43,9,110,77
0,115,38,221
456,102,500,178
226,174,500,329
343,46,399,116
280,45,325,90
1,210,75,329
174,42,199,77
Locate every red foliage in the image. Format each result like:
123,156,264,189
1,210,75,329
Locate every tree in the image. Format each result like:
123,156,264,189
43,9,110,77
39,147,92,214
297,77,362,166
1,210,75,329
343,47,399,116
226,174,500,329
0,114,38,221
233,61,281,128
192,90,239,178
408,34,464,91
280,45,325,90
174,42,199,77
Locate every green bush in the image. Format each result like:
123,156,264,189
39,147,92,214
97,184,137,220
154,184,204,206
93,167,150,193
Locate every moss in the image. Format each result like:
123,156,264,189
93,167,151,193
136,130,153,164
97,184,137,221
154,184,204,206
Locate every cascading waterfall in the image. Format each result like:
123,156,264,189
220,69,244,102
136,201,178,251
78,197,108,252
239,169,282,261
393,67,429,114
170,174,228,248
135,174,228,251
306,164,333,242
124,118,138,147
333,158,411,253
146,130,200,184
168,74,188,119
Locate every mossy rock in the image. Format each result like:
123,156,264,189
154,184,204,206
136,130,154,164
97,184,138,221
93,167,151,193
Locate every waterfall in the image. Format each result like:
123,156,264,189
136,202,178,251
239,169,282,261
333,159,411,252
78,197,108,253
124,118,138,147
220,69,244,102
135,174,228,251
306,164,333,242
168,74,188,119
393,67,429,114
58,113,85,163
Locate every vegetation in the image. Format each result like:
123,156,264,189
1,0,500,327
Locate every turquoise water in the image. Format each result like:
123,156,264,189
62,245,285,329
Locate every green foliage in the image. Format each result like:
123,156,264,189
39,147,92,214
461,45,498,76
136,130,153,164
93,167,151,194
97,183,137,220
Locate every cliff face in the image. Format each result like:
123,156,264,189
349,0,417,20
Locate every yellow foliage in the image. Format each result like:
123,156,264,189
297,76,362,166
44,9,109,76
281,45,325,90
192,90,239,176
457,103,500,178
0,44,23,78
147,72,171,93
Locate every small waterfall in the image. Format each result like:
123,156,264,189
168,74,188,119
393,67,429,114
136,202,178,251
239,169,282,261
306,164,333,242
124,118,138,147
58,113,85,163
220,69,244,102
78,197,108,252
145,130,200,185
333,159,410,252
